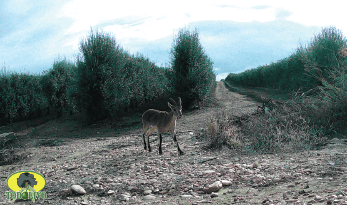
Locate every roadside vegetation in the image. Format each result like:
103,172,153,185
0,28,215,126
204,26,346,155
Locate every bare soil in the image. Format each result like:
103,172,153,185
1,81,347,204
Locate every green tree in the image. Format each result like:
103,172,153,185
76,29,123,123
170,28,215,109
41,59,76,117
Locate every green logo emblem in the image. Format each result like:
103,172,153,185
6,171,47,202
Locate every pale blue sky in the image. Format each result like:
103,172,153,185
1,0,345,80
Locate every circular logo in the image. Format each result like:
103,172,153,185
7,171,46,192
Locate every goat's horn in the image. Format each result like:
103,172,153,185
169,98,177,105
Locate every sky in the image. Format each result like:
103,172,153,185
1,1,346,81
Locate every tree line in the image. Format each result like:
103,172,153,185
0,28,216,124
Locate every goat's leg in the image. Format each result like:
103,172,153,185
173,133,184,155
143,133,147,150
159,134,163,155
147,135,151,152
173,133,177,142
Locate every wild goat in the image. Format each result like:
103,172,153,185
142,97,184,155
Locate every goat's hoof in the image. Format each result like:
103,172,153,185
159,152,163,155
179,151,185,156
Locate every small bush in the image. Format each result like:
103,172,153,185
202,109,240,150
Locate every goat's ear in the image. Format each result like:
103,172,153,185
168,102,173,108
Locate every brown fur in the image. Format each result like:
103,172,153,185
142,97,184,155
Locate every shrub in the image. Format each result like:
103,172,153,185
303,27,347,127
0,73,48,123
41,59,76,117
202,109,240,150
305,27,346,82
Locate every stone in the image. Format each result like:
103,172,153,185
70,185,86,195
0,132,14,138
211,192,219,198
221,180,232,186
106,178,114,183
203,181,222,194
181,195,193,198
315,195,324,202
143,194,156,200
119,194,130,202
143,190,152,195
107,190,115,195
81,200,89,205
128,186,138,192
203,170,215,174
330,138,340,144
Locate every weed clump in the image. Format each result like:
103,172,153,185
201,109,240,150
